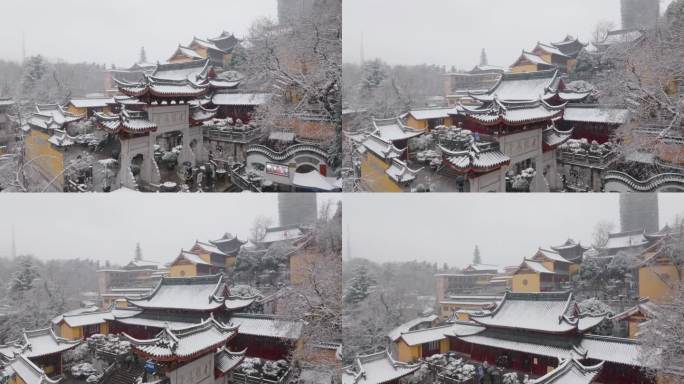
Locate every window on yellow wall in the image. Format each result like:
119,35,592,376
180,270,186,277
523,279,528,286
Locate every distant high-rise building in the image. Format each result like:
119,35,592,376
279,194,317,227
621,0,660,29
278,0,316,24
620,194,659,233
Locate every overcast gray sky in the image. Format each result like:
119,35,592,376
0,0,276,67
343,194,684,268
0,193,340,265
343,0,674,69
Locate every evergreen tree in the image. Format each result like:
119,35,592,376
479,48,488,66
344,265,375,305
473,245,482,265
139,47,147,64
8,256,39,298
134,243,142,261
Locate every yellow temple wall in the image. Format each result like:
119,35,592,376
10,374,26,384
638,264,681,304
25,130,65,189
226,255,237,268
169,264,197,278
66,104,86,116
510,64,538,74
396,339,421,363
405,116,428,131
541,260,555,272
360,153,402,192
59,322,82,340
512,273,540,292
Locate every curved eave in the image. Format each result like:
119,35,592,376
443,157,510,175
469,319,578,335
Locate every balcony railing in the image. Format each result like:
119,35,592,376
229,367,292,384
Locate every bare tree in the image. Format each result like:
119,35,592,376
249,215,273,243
592,20,616,45
592,220,615,248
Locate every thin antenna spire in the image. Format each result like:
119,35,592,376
11,224,16,258
21,31,26,61
360,32,365,65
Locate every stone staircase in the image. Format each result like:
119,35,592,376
101,366,143,384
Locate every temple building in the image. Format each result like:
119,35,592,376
510,37,587,74
637,233,683,304
0,328,81,376
5,355,63,384
390,291,651,383
610,298,658,338
511,249,576,293
403,108,455,131
65,98,114,118
97,258,165,308
208,233,245,258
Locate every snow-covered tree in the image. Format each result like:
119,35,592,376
8,256,39,297
639,285,684,382
249,215,273,243
592,220,615,248
473,245,482,265
344,265,375,305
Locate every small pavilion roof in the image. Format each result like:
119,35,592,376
127,274,228,311
385,159,421,184
602,230,649,251
437,129,510,174
543,126,574,151
19,328,80,359
517,259,556,274
9,355,62,384
399,322,483,347
68,98,114,109
361,134,404,161
342,350,419,384
470,291,607,334
610,298,659,321
387,315,438,342
511,51,556,69
258,225,305,244
123,316,238,362
530,359,603,384
214,347,246,374
211,233,245,246
28,105,84,131
406,108,456,121
372,117,423,143
189,37,226,53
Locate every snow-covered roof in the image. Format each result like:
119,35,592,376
57,311,112,328
361,134,404,161
293,171,342,191
385,159,421,184
579,335,642,366
224,296,257,311
543,126,573,150
470,291,592,334
0,97,14,107
211,93,271,106
463,98,565,126
464,264,500,272
610,298,659,321
551,239,587,252
114,77,208,100
124,317,237,361
342,350,419,384
439,136,511,174
518,259,555,274
190,37,225,53
387,315,438,342
214,347,246,374
516,51,554,67
152,59,210,82
529,359,603,384
128,274,227,311
20,328,80,358
169,45,203,62
407,108,456,121
470,69,561,102
68,98,114,109
534,43,570,58
193,241,227,256
9,355,61,384
603,230,649,250
562,105,629,124
372,117,423,142
259,226,304,244
113,316,197,331
533,248,572,264
398,322,483,346
228,313,303,340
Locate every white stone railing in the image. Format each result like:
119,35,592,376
604,171,684,192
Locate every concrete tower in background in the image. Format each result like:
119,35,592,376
620,194,659,233
621,0,660,29
279,194,318,227
278,0,316,24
